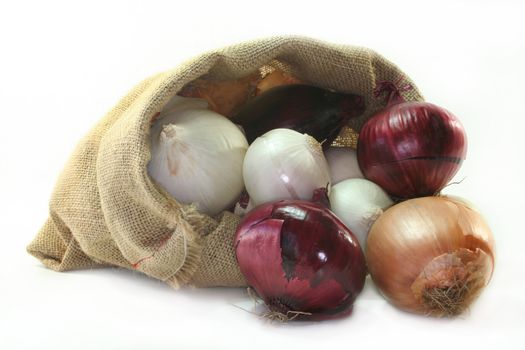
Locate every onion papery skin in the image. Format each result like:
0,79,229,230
329,178,393,251
235,200,367,320
177,73,261,117
148,99,248,216
256,70,303,96
357,102,467,199
242,129,331,206
231,84,365,149
366,196,495,317
324,147,364,185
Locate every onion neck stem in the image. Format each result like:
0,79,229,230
373,76,413,107
312,186,331,209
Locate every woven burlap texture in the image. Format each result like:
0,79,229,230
27,36,423,288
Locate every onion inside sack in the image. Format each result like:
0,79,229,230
255,69,304,96
235,200,367,320
357,81,467,200
148,96,248,216
177,72,261,117
243,128,331,206
366,196,495,317
232,84,365,149
324,147,363,184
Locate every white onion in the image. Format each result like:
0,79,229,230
243,129,330,206
329,178,393,251
148,96,248,216
324,147,363,184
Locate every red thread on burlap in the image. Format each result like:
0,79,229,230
132,234,173,269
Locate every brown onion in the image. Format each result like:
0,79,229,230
177,72,260,117
256,69,303,95
366,196,495,317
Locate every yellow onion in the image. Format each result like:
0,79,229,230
366,196,495,317
255,69,303,95
177,72,261,117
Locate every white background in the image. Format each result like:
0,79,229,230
1,0,524,349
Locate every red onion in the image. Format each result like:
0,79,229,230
357,101,467,199
231,84,365,149
234,200,366,320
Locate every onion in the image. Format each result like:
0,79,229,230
255,69,303,95
329,178,393,251
324,147,363,184
177,72,260,117
366,196,495,317
242,129,330,206
231,84,365,148
235,200,367,320
357,101,467,200
148,96,248,216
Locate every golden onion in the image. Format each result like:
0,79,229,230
366,196,495,317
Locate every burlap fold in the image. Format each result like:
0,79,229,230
27,36,423,288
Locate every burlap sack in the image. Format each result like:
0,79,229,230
27,36,423,288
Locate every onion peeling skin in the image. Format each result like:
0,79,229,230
233,191,255,216
366,196,495,317
235,200,367,320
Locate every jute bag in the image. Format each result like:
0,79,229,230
27,36,423,288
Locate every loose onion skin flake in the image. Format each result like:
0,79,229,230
232,84,365,149
357,102,467,200
235,200,367,320
366,196,495,317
